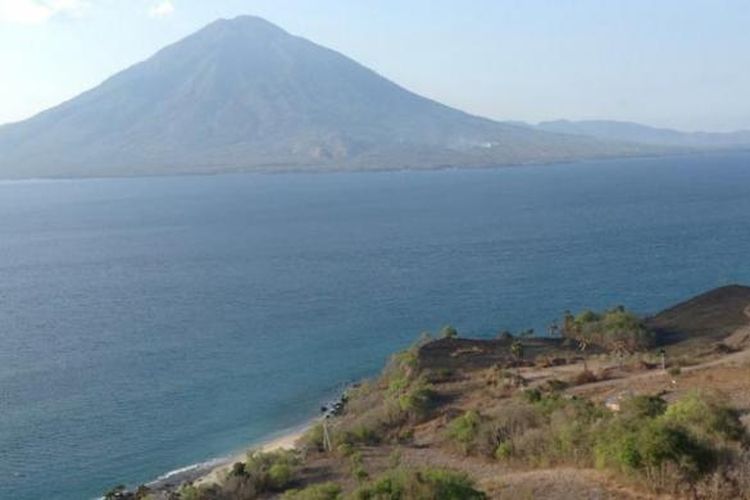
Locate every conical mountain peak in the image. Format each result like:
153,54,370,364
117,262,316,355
0,17,650,178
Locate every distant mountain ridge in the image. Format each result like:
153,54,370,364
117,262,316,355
535,120,750,149
0,16,671,179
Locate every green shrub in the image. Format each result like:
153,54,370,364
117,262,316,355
336,442,354,457
349,451,369,483
663,391,746,442
388,448,402,468
269,463,293,489
339,423,381,446
593,395,725,486
282,482,342,500
495,441,512,460
353,467,485,500
178,484,203,500
440,325,459,339
620,395,667,420
446,410,482,454
243,449,299,492
637,420,714,476
302,423,326,450
397,382,436,419
522,388,542,403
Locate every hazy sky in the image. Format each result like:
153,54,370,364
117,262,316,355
1,0,748,131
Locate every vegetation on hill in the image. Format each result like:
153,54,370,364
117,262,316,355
444,389,747,496
562,306,655,352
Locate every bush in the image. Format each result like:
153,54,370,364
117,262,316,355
269,462,293,489
522,388,542,403
339,423,381,446
302,423,326,451
243,449,299,491
620,395,667,420
336,442,354,457
353,467,486,500
349,451,369,483
663,391,746,442
636,420,714,476
178,485,204,500
440,325,459,339
446,410,482,454
591,392,747,492
494,441,512,460
397,381,436,419
282,482,342,500
230,461,247,477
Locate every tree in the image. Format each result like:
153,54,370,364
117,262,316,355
611,340,630,369
440,325,458,339
510,340,524,361
231,461,247,477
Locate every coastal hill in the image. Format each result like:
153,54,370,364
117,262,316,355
0,16,663,179
645,284,750,347
115,285,750,499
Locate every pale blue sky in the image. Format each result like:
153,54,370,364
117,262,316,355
1,0,748,131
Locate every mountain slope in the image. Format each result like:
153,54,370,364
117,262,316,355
537,120,750,149
0,16,662,178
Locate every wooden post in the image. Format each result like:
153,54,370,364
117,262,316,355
322,418,332,452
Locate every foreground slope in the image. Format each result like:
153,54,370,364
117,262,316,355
0,16,659,179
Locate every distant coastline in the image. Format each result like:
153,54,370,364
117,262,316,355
4,148,746,183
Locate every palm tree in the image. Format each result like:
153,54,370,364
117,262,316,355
611,340,629,369
511,340,524,361
576,336,590,371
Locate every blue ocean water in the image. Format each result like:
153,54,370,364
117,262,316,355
1,152,749,499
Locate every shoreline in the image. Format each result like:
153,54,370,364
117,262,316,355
145,422,313,493
142,385,350,495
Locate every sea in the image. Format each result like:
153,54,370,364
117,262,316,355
1,151,749,499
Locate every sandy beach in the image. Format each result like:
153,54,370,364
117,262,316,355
147,424,311,492
193,426,309,488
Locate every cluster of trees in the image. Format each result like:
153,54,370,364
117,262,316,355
562,306,654,353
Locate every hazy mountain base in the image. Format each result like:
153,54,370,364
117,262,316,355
116,285,750,499
535,120,750,149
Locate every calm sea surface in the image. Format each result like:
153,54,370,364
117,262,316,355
1,152,749,499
